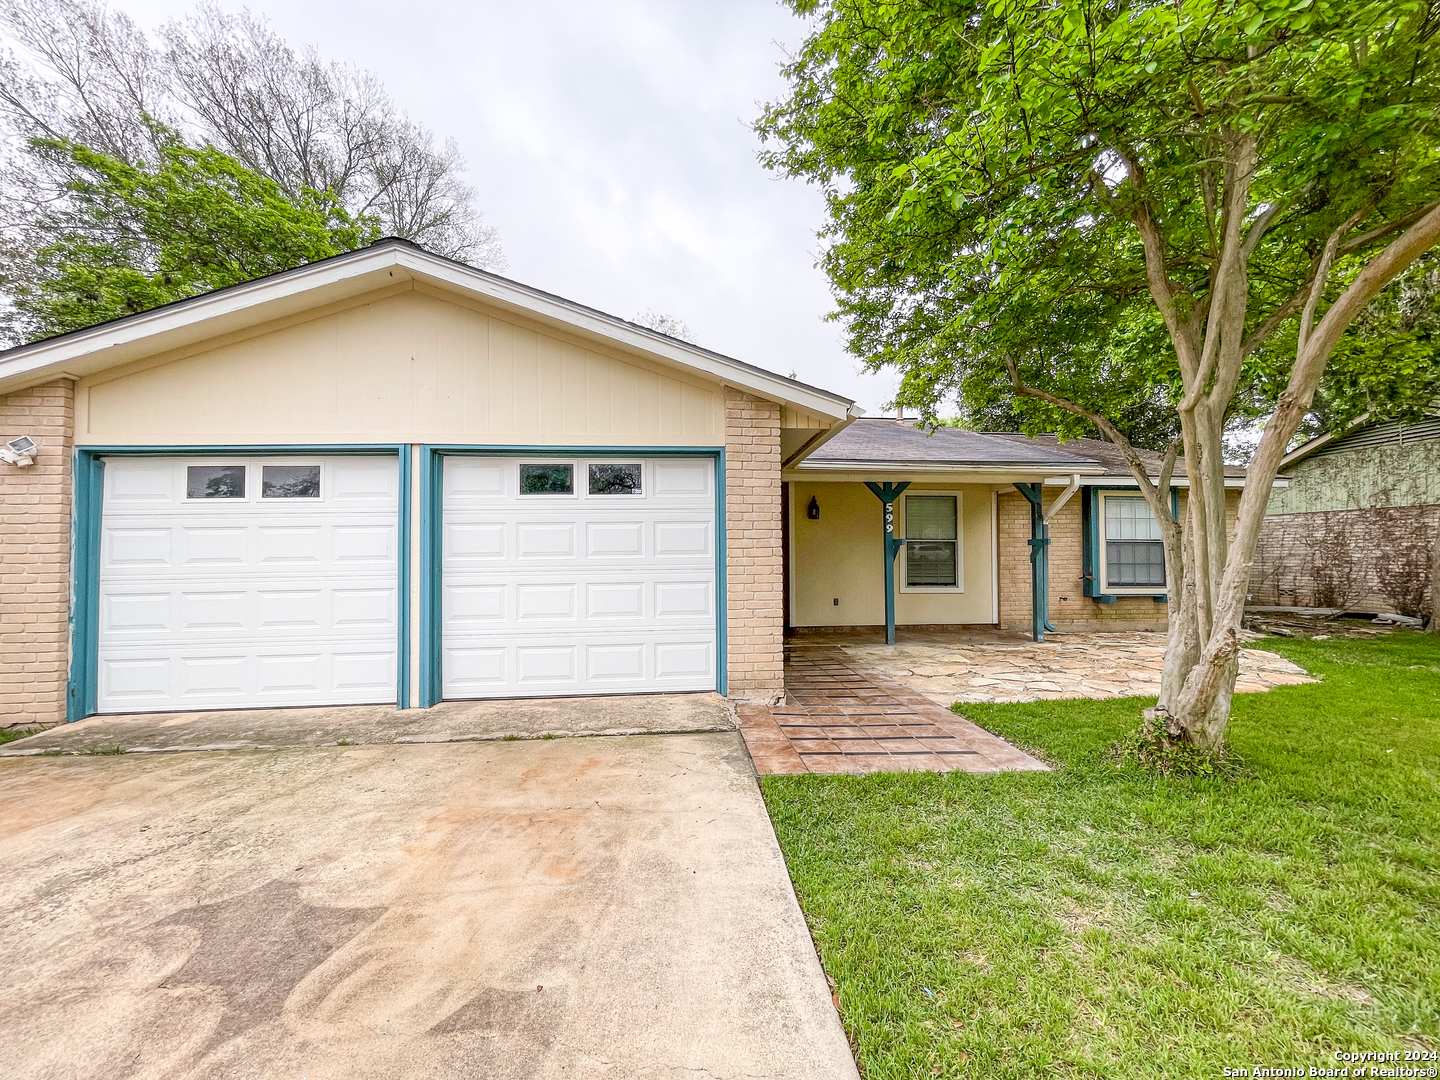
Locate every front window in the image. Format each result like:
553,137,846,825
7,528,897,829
905,495,958,588
1103,495,1165,588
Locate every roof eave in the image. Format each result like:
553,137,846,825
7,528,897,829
0,241,857,421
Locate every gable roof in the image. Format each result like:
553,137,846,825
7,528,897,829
0,237,859,422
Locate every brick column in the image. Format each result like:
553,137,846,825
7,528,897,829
0,379,75,726
724,389,784,698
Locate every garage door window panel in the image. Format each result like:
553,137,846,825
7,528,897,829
262,464,321,499
588,463,642,495
186,464,246,500
520,464,573,494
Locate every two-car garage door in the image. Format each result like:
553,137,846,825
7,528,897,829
95,453,718,713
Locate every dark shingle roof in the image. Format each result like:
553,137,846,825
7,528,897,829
806,419,1102,468
984,433,1248,478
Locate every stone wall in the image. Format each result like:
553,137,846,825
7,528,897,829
0,379,75,725
1251,505,1437,616
724,389,784,697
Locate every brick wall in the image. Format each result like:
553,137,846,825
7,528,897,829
724,389,784,697
0,380,75,725
1252,504,1437,614
999,487,1240,634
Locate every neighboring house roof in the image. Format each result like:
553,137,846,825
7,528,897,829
1281,413,1440,469
986,433,1249,480
0,237,859,422
802,418,1105,470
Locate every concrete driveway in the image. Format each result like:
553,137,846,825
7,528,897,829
0,732,858,1080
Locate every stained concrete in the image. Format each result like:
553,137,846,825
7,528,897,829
0,732,859,1080
0,692,733,757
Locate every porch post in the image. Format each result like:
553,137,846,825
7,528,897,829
1014,483,1056,643
864,481,910,645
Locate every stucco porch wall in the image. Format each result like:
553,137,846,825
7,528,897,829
788,480,996,628
997,488,1240,633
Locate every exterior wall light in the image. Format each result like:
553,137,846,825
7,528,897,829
807,496,820,520
0,436,36,467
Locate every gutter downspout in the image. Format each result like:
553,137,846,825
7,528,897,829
1043,474,1081,525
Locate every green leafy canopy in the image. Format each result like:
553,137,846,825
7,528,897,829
3,131,381,342
759,0,1440,447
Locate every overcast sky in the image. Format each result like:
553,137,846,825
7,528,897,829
119,0,900,413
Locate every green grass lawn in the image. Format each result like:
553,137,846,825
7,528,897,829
762,632,1440,1078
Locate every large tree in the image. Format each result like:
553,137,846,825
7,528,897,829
760,0,1440,752
0,0,500,279
3,134,380,341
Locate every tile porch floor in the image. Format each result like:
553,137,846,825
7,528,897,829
736,646,1048,776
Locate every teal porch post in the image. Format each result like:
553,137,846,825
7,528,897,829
864,481,910,645
1014,483,1057,643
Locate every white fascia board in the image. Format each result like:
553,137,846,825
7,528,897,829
784,462,1109,485
1078,475,1260,489
0,243,857,421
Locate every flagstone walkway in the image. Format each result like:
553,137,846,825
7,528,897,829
839,631,1315,707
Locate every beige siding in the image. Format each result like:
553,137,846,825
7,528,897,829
0,379,74,725
790,481,996,627
77,288,725,447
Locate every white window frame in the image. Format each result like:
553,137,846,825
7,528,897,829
1097,491,1167,595
900,490,964,593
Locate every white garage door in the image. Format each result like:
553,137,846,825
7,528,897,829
442,456,717,698
97,456,399,713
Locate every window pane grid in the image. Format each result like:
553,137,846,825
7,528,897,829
906,495,957,540
1104,495,1163,540
907,541,958,587
1106,540,1166,587
905,495,958,586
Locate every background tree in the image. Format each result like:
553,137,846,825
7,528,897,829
0,0,499,343
631,310,695,341
4,134,380,341
760,0,1440,752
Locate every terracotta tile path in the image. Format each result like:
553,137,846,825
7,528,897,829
736,647,1048,776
